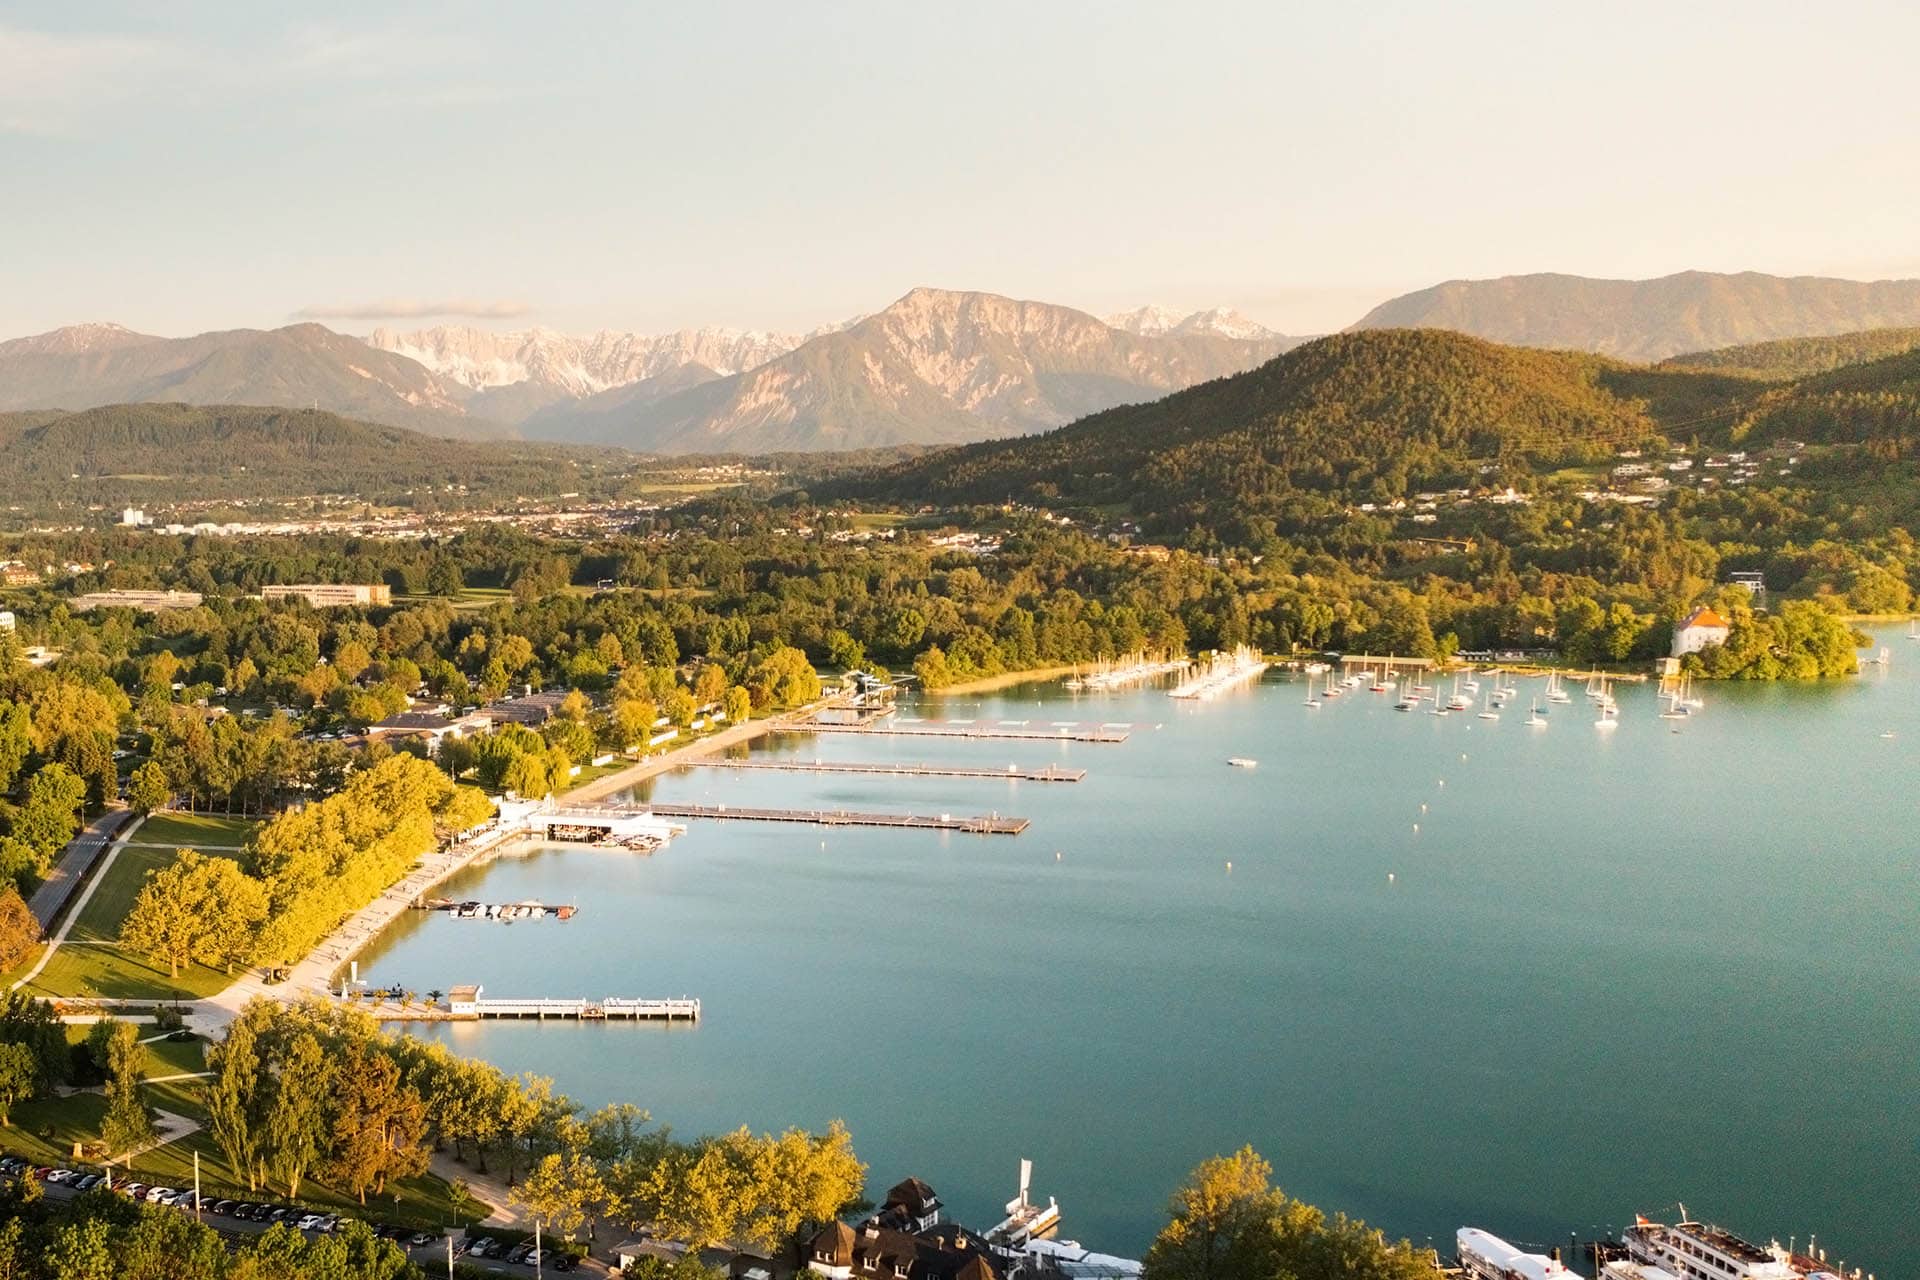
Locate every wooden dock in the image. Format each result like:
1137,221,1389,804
699,759,1085,782
645,802,1030,835
791,719,1130,743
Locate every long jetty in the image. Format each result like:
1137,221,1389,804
645,802,1030,835
791,719,1130,743
700,759,1085,782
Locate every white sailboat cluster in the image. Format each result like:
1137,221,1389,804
1169,645,1268,700
1065,650,1191,691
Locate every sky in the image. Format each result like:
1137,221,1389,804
3,0,1919,340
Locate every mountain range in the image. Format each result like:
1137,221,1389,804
1349,270,1920,362
7,270,1920,452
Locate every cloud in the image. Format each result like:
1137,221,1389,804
292,298,535,321
0,25,188,135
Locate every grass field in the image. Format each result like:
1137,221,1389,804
135,814,257,850
21,816,260,1001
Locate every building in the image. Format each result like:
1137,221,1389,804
365,710,489,744
0,611,13,632
478,689,570,727
262,583,392,607
1621,1219,1797,1280
0,565,41,588
1726,571,1766,606
120,507,148,527
807,1221,998,1280
70,589,204,613
873,1179,943,1234
1671,605,1731,656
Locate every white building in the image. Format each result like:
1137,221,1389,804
0,610,13,632
120,508,148,527
1671,605,1731,656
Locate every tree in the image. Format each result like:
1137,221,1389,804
0,1042,35,1125
1144,1148,1432,1280
723,686,752,725
95,1018,155,1157
0,887,36,972
118,850,221,978
208,1003,270,1191
0,702,29,794
327,1044,428,1203
268,1031,336,1199
127,760,171,815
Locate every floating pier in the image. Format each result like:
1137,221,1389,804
445,986,699,1021
791,719,1129,743
645,802,1030,835
701,759,1085,782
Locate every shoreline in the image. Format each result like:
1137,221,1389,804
561,713,787,803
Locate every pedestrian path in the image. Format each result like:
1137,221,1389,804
14,814,147,991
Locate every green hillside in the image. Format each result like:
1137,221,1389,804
840,329,1756,528
0,403,626,508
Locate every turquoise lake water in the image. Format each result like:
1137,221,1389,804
363,636,1920,1271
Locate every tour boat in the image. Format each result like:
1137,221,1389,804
987,1161,1061,1248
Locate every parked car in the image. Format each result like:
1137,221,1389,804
317,1215,339,1233
295,1214,323,1231
45,1169,73,1184
250,1204,277,1222
484,1239,509,1259
553,1256,577,1273
210,1199,235,1215
464,1238,494,1257
122,1182,147,1199
410,1232,436,1248
267,1207,292,1224
144,1186,174,1203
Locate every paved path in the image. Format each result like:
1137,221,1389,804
14,813,147,992
26,808,135,932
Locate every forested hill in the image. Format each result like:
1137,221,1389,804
0,403,626,506
1729,345,1920,452
1662,327,1920,380
834,329,1755,528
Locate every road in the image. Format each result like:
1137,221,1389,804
26,807,134,931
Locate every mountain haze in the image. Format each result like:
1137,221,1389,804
0,323,501,439
1350,271,1920,362
528,288,1300,452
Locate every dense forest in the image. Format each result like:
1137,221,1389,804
1661,326,1920,380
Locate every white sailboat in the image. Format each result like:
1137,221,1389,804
1546,672,1571,704
1525,698,1547,727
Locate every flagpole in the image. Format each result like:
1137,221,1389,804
193,1151,202,1219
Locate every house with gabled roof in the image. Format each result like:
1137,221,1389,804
1672,605,1731,656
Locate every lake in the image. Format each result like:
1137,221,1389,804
361,637,1920,1272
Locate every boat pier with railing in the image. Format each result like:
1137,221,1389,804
699,758,1085,783
444,985,700,1022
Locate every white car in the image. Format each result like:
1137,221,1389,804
296,1214,324,1231
144,1186,175,1203
46,1169,74,1184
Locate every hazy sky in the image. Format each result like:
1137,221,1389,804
4,1,1918,339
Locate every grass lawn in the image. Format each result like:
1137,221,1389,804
142,1035,206,1079
22,823,256,1001
135,814,258,850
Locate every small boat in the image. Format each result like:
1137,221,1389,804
1881,730,1897,739
1525,700,1547,728
1228,757,1258,768
1477,710,1499,721
1395,699,1417,711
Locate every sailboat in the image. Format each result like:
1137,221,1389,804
1909,619,1919,641
1546,672,1571,704
1525,698,1547,727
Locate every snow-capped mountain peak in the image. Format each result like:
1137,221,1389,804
1105,305,1280,341
367,324,819,396
0,321,160,358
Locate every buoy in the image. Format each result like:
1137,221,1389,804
1225,861,1233,872
1420,803,1428,813
1412,823,1419,833
1388,872,1396,883
1055,850,1062,862
1437,779,1445,787
1461,753,1468,761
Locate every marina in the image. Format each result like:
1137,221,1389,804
363,636,1920,1268
699,758,1086,783
1168,645,1269,699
